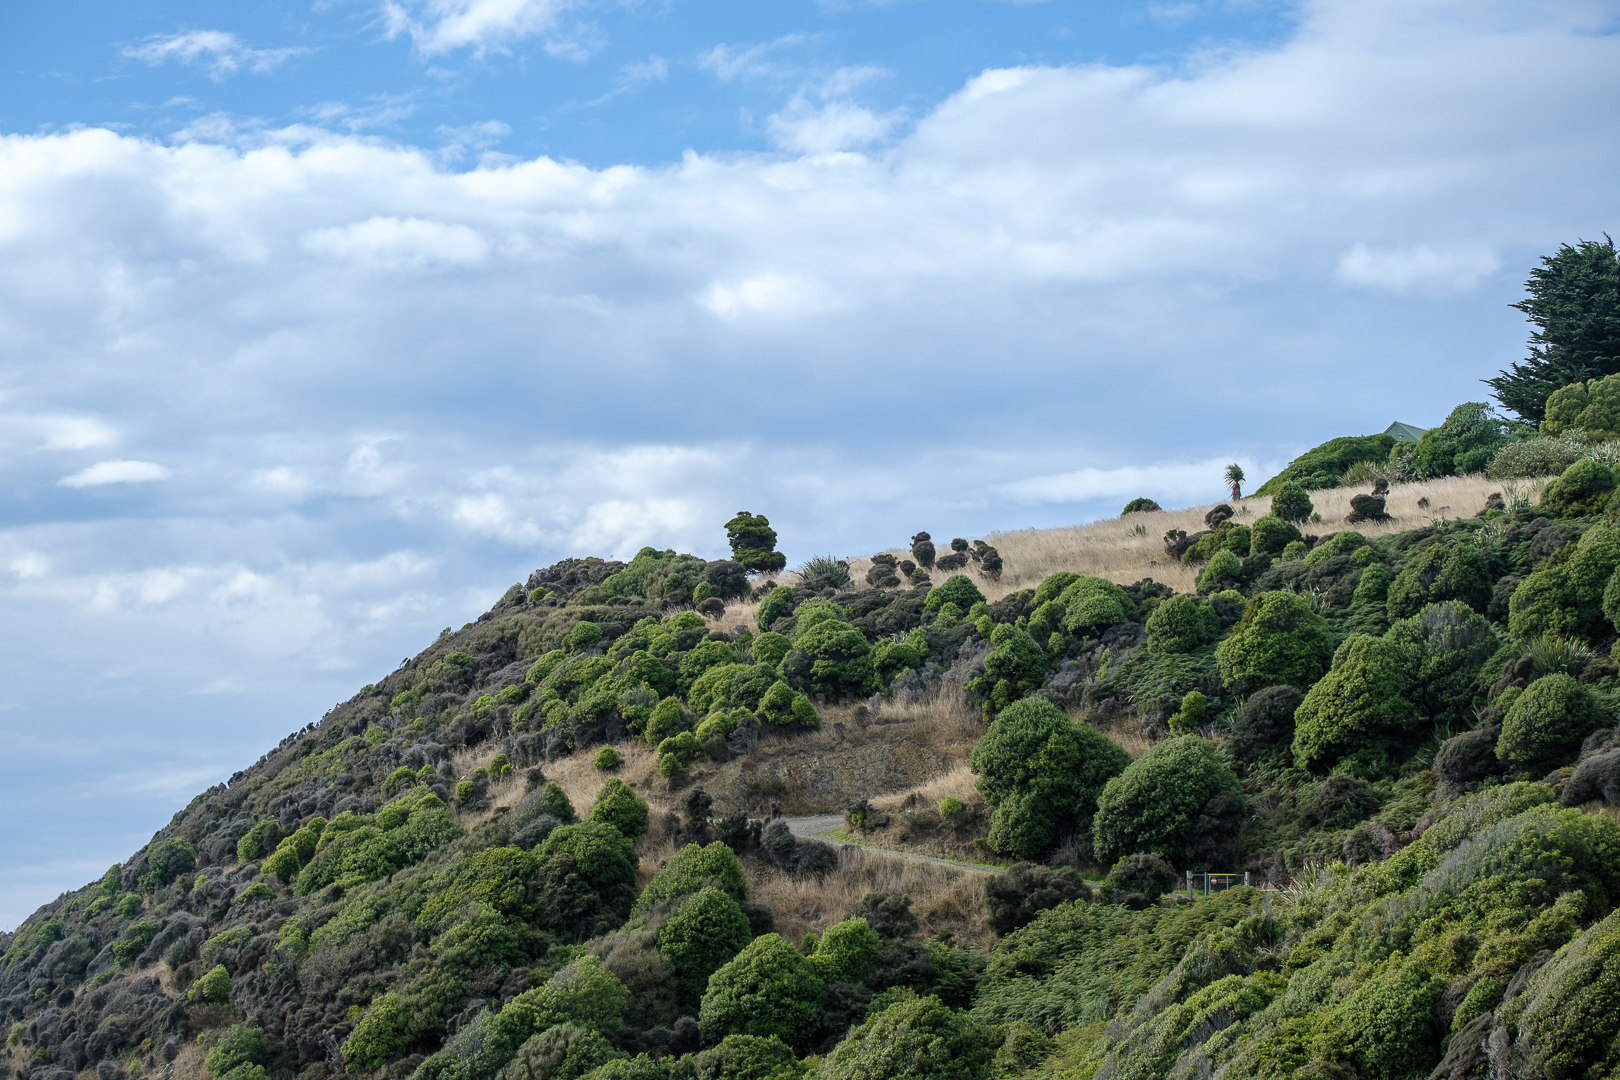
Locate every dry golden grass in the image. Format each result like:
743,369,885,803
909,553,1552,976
793,474,1551,603
868,764,979,816
747,846,992,949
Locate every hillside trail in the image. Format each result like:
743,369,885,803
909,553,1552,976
783,813,1007,876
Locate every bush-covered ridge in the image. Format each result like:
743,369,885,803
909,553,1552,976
8,465,1620,1080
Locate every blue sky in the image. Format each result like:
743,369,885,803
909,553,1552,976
1,0,1618,928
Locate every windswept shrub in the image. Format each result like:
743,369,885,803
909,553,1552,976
1414,401,1510,478
1496,673,1608,772
499,1023,620,1080
779,621,878,701
1122,498,1162,515
971,698,1131,861
188,964,232,1005
636,841,749,914
698,934,824,1050
1386,601,1501,725
925,575,986,613
205,1026,269,1080
1215,591,1334,692
1146,595,1219,655
968,624,1050,713
1495,909,1620,1079
1092,736,1244,868
1542,372,1620,437
1488,434,1588,479
1291,634,1420,771
137,837,196,893
808,917,882,983
1563,747,1620,805
726,512,787,574
1510,523,1620,641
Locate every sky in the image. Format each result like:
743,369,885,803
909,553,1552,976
1,0,1618,929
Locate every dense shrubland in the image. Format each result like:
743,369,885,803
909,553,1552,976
5,238,1620,1080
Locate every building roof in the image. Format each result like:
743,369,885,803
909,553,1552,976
1384,421,1428,443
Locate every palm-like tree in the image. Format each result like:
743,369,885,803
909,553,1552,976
1224,463,1245,501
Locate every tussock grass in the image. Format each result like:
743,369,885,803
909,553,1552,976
747,846,992,949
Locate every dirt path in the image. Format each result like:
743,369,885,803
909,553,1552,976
784,814,1007,876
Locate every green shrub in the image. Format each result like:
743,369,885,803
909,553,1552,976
236,881,273,904
1328,956,1445,1080
1167,691,1207,736
586,778,649,839
539,823,640,920
1303,530,1368,567
1099,852,1178,906
756,679,819,727
137,837,196,893
698,933,825,1050
750,632,792,669
726,512,787,574
971,698,1131,861
566,621,605,653
635,841,749,914
1255,434,1396,495
808,917,882,983
592,746,621,771
1413,402,1510,478
235,821,282,864
1496,909,1620,1079
1227,685,1303,764
1540,458,1617,517
1510,523,1620,641
926,575,987,613
756,587,795,632
1214,592,1334,692
1249,516,1303,556
1058,576,1132,635
1291,633,1420,770
985,864,1088,935
1541,372,1620,438
656,886,754,1005
1092,736,1244,867
1352,562,1392,605
1280,540,1307,561
112,920,158,964
496,955,631,1049
968,623,1050,713
1488,435,1589,479
821,994,995,1080
1269,483,1314,524
644,697,688,745
499,1023,622,1080
1386,542,1492,618
113,892,142,919
1122,498,1163,515
1386,601,1501,725
778,620,878,700
1196,550,1241,593
205,1026,269,1080
688,663,775,716
1496,672,1608,772
456,780,477,806
1146,595,1219,655
188,964,232,1005
939,797,964,816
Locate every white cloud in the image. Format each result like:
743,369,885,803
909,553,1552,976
303,217,491,270
57,461,171,488
698,35,815,82
122,30,308,81
1335,243,1502,295
0,414,117,452
382,0,579,56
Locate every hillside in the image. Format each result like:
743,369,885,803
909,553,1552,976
6,466,1620,1080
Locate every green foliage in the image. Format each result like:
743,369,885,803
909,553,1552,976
1057,576,1132,635
1249,516,1303,556
137,837,196,893
499,1024,622,1080
971,698,1131,860
756,679,819,727
1167,690,1207,736
808,917,881,983
1541,371,1620,438
1542,457,1619,518
1413,402,1510,477
986,864,1088,936
1291,633,1420,770
821,995,996,1080
756,588,795,632
1496,909,1620,1079
236,821,282,864
655,886,754,1005
968,623,1050,712
726,512,787,574
644,697,689,745
1215,591,1334,693
538,824,640,923
1227,685,1303,764
206,1026,269,1080
1303,530,1368,567
1268,483,1314,524
566,622,605,653
698,934,825,1051
263,818,326,882
586,778,649,839
188,964,232,1005
925,575,987,613
1121,498,1162,515
688,663,775,716
1255,434,1397,495
1196,549,1241,593
1092,736,1244,867
542,783,578,824
635,841,749,914
1385,601,1500,725
779,620,878,700
592,746,621,771
1496,672,1608,771
1509,522,1620,641
112,920,158,964
1146,595,1219,655
1323,956,1445,1079
750,631,792,669
1486,236,1620,422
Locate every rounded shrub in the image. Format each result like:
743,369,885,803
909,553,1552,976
1215,591,1335,693
778,621,878,700
1227,685,1304,764
1386,601,1501,726
925,575,987,613
749,632,792,670
1196,549,1241,594
1495,909,1620,1080
187,963,232,1005
1058,576,1132,635
971,698,1131,861
808,917,882,983
968,623,1050,713
1092,736,1244,868
586,778,649,839
1539,458,1617,518
1099,852,1178,907
566,621,605,653
697,933,824,1051
204,1026,269,1080
1250,515,1303,556
656,886,753,1006
1146,595,1220,655
821,994,995,1080
1386,543,1492,618
592,746,621,771
1122,498,1163,515
635,840,749,914
1512,524,1620,643
499,1023,620,1080
1496,673,1609,772
1270,483,1314,524
1291,634,1420,771
1167,690,1207,736
538,823,640,920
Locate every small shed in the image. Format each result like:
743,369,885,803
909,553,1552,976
1384,421,1428,443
